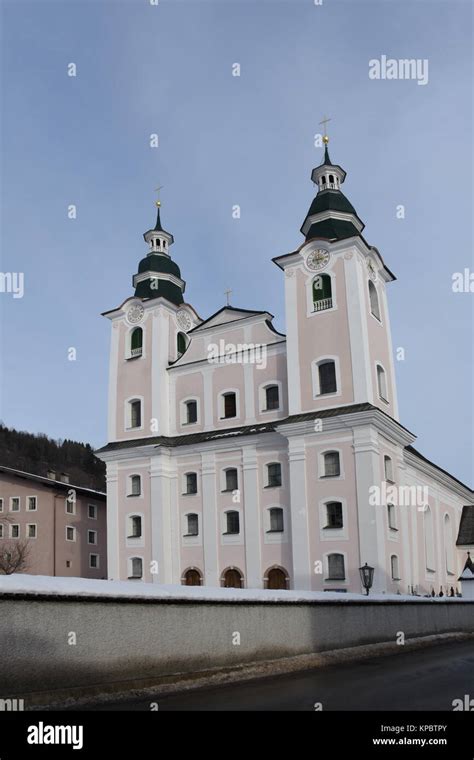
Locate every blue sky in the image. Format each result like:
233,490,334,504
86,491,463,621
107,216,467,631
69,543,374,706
0,0,472,485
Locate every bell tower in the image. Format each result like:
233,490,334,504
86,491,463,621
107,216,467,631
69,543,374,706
274,134,399,421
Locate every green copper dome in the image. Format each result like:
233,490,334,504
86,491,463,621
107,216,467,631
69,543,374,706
137,253,181,278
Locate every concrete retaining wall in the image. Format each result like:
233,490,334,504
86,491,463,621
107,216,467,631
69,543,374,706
1,594,473,696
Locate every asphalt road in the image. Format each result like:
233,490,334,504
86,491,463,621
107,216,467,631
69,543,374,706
91,640,474,711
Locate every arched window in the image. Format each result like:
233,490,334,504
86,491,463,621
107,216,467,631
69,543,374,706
185,400,197,424
129,475,141,497
444,514,454,574
265,385,280,411
184,472,197,495
318,360,337,395
329,174,334,185
185,513,199,536
265,567,289,590
224,468,238,492
129,557,143,579
325,502,343,529
128,399,142,429
222,567,243,588
266,462,282,487
130,327,143,357
224,511,240,535
327,553,345,580
321,175,327,185
177,332,187,358
424,505,435,571
323,451,340,477
384,455,394,482
368,280,381,320
387,503,397,530
183,568,202,586
376,365,388,401
391,555,400,580
128,515,142,538
268,507,284,532
312,274,332,312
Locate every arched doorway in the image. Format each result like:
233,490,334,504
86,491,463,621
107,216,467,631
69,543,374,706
266,567,289,590
182,568,202,586
222,568,244,588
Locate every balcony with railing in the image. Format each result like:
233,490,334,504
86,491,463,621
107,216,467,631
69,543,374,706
130,347,143,358
313,297,333,312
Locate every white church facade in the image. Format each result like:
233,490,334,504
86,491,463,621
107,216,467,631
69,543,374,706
97,140,473,594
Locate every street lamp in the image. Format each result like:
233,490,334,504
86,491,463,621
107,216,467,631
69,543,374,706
359,563,374,595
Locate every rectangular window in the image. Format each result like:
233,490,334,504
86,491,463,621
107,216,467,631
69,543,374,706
187,514,199,536
328,554,345,580
0,524,3,538
65,496,75,515
89,554,99,569
130,400,142,428
27,496,37,511
10,524,20,539
319,362,337,394
225,469,238,492
27,524,37,539
223,393,237,418
269,508,284,532
185,473,198,495
10,497,20,512
66,526,75,542
326,502,343,529
391,555,400,580
186,401,198,424
88,504,97,519
324,452,340,477
388,504,397,530
130,557,143,579
267,463,282,487
265,385,279,410
129,515,142,538
225,511,240,535
88,530,97,545
0,498,4,512
130,475,141,496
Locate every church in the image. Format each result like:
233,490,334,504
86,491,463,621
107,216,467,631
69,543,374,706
96,137,473,594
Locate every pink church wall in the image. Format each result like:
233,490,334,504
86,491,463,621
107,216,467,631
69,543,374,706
297,259,355,412
115,319,153,441
364,280,396,417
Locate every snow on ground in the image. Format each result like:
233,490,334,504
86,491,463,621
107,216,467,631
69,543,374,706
0,574,463,603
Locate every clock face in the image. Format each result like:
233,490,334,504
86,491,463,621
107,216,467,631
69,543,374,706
176,309,192,331
306,249,330,271
126,302,145,325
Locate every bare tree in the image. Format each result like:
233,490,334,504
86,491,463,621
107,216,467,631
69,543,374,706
0,539,31,575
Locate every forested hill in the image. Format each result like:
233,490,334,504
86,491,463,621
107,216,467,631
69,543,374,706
0,424,106,491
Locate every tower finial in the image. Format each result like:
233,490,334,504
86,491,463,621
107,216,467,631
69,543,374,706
319,115,331,144
155,184,164,208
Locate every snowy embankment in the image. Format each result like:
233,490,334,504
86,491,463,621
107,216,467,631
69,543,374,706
0,574,462,603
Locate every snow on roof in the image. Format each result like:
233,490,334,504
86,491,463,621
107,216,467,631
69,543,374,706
0,465,105,497
0,575,468,603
